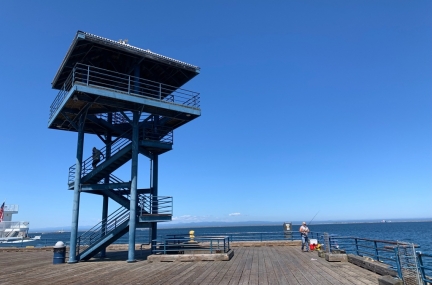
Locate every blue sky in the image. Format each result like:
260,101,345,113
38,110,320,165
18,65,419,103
0,1,430,229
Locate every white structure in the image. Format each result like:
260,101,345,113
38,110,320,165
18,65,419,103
0,204,38,243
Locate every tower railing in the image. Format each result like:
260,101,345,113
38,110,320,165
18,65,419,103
49,63,200,122
139,195,173,216
49,71,74,120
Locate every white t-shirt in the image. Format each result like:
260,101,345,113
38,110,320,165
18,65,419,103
300,225,309,236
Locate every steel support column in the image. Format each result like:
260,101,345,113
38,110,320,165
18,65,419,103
100,114,112,259
151,154,159,241
69,115,85,263
127,111,139,262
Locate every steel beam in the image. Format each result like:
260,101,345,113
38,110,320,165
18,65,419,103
151,154,159,242
69,115,85,263
127,111,139,262
100,117,112,259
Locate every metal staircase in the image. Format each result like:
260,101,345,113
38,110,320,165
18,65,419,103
69,114,174,261
75,194,172,261
77,207,130,261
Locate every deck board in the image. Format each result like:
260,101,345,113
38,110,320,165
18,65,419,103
0,245,383,284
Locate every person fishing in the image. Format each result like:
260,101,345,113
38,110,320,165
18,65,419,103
299,221,310,252
92,147,105,169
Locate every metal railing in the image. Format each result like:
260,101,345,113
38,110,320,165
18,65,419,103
49,63,200,121
95,112,130,125
49,71,74,120
76,207,129,256
151,236,230,255
3,205,19,212
108,173,131,200
68,129,132,185
0,221,30,238
189,231,321,243
139,195,172,216
326,235,432,283
141,125,173,144
417,252,432,285
68,124,173,186
327,236,413,267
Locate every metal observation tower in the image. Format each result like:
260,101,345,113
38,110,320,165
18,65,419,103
48,31,201,263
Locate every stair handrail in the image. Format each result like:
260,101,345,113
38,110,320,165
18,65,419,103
109,174,131,201
76,206,129,256
68,128,133,185
95,112,130,125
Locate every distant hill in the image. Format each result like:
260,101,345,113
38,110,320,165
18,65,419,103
31,218,431,232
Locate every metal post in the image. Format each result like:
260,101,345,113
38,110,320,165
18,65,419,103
159,83,161,100
127,111,139,262
86,65,90,85
355,238,359,256
69,115,85,263
77,237,80,255
128,75,131,94
100,115,111,259
374,241,379,261
151,155,159,242
416,252,426,284
394,247,403,279
134,65,140,94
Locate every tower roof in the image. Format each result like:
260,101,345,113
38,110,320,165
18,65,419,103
52,31,200,90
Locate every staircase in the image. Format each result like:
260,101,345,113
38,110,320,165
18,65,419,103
69,114,174,261
77,207,130,261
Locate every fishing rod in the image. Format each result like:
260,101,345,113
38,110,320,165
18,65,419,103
308,210,320,226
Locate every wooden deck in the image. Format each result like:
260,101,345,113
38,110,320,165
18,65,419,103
1,245,381,284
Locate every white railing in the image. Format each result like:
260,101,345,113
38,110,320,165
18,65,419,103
0,221,29,238
3,205,19,212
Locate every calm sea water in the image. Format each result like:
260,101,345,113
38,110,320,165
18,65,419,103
3,221,431,254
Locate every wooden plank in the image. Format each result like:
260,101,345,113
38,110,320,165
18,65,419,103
0,245,382,285
214,247,247,285
256,246,269,285
227,247,250,285
263,247,281,285
238,246,254,285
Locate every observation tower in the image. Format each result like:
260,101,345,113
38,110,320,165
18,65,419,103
48,31,201,263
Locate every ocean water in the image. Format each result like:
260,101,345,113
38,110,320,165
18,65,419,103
3,221,431,255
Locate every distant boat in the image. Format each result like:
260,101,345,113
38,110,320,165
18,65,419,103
57,229,65,234
0,203,42,244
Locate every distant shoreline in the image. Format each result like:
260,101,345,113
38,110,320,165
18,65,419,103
157,219,432,229
30,219,432,233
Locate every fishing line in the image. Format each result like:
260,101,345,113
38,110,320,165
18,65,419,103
308,210,320,226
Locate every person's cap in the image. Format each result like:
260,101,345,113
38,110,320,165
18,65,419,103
302,222,306,225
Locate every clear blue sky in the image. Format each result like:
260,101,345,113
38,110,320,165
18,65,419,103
0,1,431,229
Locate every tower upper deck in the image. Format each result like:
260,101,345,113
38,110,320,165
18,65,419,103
48,31,201,134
